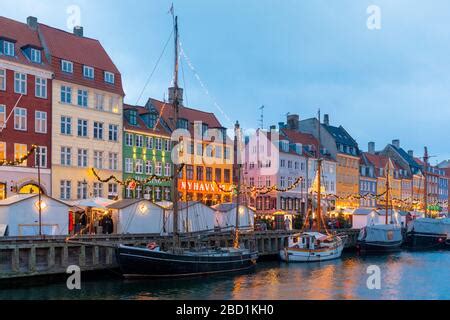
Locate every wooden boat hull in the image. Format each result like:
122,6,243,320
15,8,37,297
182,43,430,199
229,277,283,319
116,245,258,278
279,244,344,262
405,232,447,250
357,240,403,254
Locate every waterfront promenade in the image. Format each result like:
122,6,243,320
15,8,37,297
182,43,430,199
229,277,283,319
0,229,360,281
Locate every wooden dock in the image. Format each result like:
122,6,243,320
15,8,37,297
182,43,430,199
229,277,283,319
0,229,360,280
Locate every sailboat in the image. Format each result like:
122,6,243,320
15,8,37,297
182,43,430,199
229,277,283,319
406,147,450,250
357,160,403,254
116,14,257,278
280,112,346,262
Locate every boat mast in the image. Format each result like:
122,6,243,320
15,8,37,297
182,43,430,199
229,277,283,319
423,147,429,218
385,160,390,225
171,15,180,248
233,121,242,248
316,110,322,232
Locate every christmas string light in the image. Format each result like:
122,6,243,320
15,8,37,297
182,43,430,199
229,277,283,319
0,145,36,166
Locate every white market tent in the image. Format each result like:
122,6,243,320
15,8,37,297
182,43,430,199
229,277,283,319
162,201,216,233
211,203,255,230
352,208,402,229
72,197,115,209
0,194,70,236
107,199,166,234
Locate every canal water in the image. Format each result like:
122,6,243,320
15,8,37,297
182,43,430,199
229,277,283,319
1,250,449,300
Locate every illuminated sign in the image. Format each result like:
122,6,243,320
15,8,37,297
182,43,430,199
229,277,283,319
179,181,232,193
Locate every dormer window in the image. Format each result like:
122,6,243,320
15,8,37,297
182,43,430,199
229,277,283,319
61,60,73,73
83,66,94,79
104,71,115,84
3,41,14,56
129,110,137,126
177,118,189,130
30,48,41,63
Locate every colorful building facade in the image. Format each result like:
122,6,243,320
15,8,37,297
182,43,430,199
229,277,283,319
36,22,125,201
0,16,53,200
122,104,173,201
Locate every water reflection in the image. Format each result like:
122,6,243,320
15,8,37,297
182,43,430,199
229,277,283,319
0,251,449,300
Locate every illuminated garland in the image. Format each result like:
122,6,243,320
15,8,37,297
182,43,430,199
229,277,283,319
91,164,185,188
0,145,36,166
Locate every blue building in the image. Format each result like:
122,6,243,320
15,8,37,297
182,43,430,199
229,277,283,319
438,170,448,214
359,151,377,208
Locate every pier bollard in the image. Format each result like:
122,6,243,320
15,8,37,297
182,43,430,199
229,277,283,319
79,246,86,267
62,245,69,267
93,246,99,266
29,246,36,273
12,247,20,273
106,247,113,265
48,246,55,269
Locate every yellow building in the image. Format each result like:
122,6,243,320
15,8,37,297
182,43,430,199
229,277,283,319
39,24,125,201
335,153,360,209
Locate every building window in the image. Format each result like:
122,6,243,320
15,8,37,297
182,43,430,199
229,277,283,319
95,93,105,111
77,89,88,107
164,139,170,152
135,159,143,174
60,180,71,200
35,111,47,133
135,135,143,147
14,72,26,94
164,163,171,177
145,160,153,174
34,146,47,168
30,48,41,63
0,69,5,91
93,151,103,169
224,169,231,183
155,162,162,176
14,144,28,166
60,116,72,135
215,168,222,183
155,138,162,150
60,147,72,166
93,183,103,198
77,119,88,137
104,71,115,84
109,152,118,170
109,124,118,142
125,158,133,173
61,60,73,73
128,110,137,125
108,183,118,198
77,149,88,168
0,105,5,129
93,122,103,140
35,77,47,98
146,137,153,149
186,165,194,180
197,166,204,180
196,143,203,156
206,167,212,181
125,133,133,146
77,181,88,200
61,85,72,103
83,66,94,79
3,41,14,56
14,107,27,131
0,142,5,161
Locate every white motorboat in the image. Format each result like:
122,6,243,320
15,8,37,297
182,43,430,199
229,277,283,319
280,232,345,262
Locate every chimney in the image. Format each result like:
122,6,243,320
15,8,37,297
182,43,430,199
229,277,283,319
168,87,184,106
278,122,286,130
323,114,330,126
269,125,276,131
73,26,84,37
408,150,414,157
27,16,38,30
368,142,375,154
392,139,400,148
286,114,299,131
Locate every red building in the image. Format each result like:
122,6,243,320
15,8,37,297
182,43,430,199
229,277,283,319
0,17,53,199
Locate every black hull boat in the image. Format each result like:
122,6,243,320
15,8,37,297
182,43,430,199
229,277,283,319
357,224,403,255
405,232,447,250
357,240,403,254
405,218,450,250
116,245,258,278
